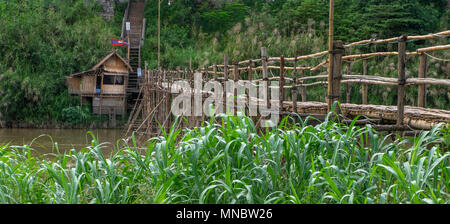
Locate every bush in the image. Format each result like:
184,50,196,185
61,106,90,124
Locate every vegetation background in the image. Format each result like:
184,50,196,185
0,0,448,123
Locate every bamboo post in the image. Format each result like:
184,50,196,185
233,61,239,81
205,64,209,82
345,46,351,103
154,70,159,133
397,34,407,126
157,0,161,68
202,64,208,124
224,55,229,114
418,53,427,107
362,59,368,104
280,55,285,114
328,41,343,113
327,0,335,112
292,59,298,113
214,63,218,80
233,61,239,115
261,47,269,110
148,70,152,132
248,60,253,81
301,69,306,102
189,59,194,127
165,70,170,131
127,31,130,62
224,55,229,80
248,60,253,117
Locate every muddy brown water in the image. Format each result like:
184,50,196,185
0,128,132,156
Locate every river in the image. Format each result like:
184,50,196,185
0,128,129,156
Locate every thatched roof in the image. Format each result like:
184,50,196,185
92,50,133,72
69,69,98,77
68,50,133,77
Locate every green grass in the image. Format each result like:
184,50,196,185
0,112,448,204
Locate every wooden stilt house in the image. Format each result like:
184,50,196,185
67,50,133,117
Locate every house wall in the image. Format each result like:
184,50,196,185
92,97,125,115
66,76,81,95
102,84,125,94
81,75,97,94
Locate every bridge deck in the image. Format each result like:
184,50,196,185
283,101,449,130
157,82,449,130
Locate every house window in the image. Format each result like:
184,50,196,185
103,75,124,85
103,75,115,85
115,76,124,85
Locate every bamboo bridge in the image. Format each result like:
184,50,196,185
125,30,450,139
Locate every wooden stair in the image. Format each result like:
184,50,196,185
125,0,145,93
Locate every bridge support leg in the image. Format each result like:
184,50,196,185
397,35,407,126
418,53,427,108
327,40,344,114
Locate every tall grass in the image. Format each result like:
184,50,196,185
0,114,448,204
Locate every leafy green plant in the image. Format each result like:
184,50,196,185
0,113,448,204
61,106,90,124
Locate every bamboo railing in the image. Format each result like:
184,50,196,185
127,30,450,136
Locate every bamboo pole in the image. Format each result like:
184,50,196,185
248,60,254,118
397,35,407,126
165,70,170,131
157,0,161,68
345,46,351,103
205,64,209,82
214,63,218,80
342,30,450,49
418,53,427,107
408,30,450,40
417,44,450,53
292,59,298,112
311,60,328,72
327,0,335,112
280,56,285,113
328,40,343,113
343,51,418,60
279,76,450,88
271,51,328,62
224,55,229,114
234,60,239,114
301,69,307,102
248,60,253,81
261,47,270,111
332,41,343,113
362,59,368,104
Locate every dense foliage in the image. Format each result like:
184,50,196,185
0,0,120,122
0,114,448,203
0,0,448,122
144,0,449,109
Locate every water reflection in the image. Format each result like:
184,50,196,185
0,128,127,156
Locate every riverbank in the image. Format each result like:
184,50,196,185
0,120,126,129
